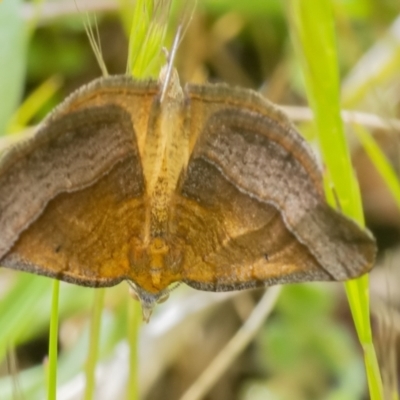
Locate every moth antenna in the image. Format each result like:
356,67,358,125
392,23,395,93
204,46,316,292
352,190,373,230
177,0,197,49
160,23,182,103
159,0,197,102
74,0,108,77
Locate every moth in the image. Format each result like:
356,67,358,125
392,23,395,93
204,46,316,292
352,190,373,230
0,65,376,320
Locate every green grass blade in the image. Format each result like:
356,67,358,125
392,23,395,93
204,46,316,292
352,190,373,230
0,275,52,362
286,1,383,398
126,300,141,400
126,0,171,77
350,125,400,397
47,280,59,400
0,0,28,136
354,124,400,209
84,288,105,400
7,75,62,134
342,16,400,108
118,0,137,34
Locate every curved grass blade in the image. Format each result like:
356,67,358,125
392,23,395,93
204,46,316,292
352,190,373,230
286,1,383,398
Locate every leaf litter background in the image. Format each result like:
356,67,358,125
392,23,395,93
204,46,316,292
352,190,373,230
0,0,400,399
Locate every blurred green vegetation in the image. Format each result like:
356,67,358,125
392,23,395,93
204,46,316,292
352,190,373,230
0,0,400,399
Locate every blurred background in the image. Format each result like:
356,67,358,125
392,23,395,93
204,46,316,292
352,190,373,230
0,0,400,399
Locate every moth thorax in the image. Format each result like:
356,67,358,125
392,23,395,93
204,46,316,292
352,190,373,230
159,66,184,104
